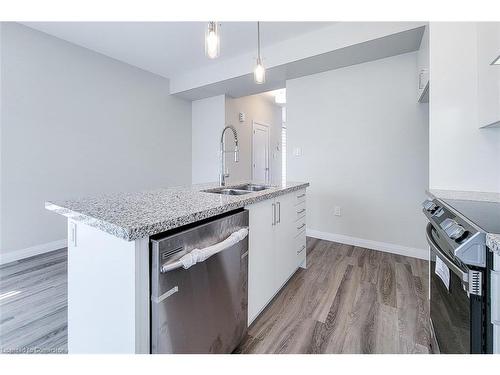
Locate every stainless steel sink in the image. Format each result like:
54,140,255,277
203,184,270,196
204,188,251,196
234,184,270,192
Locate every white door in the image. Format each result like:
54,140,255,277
252,122,270,184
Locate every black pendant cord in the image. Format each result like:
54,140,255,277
257,21,261,61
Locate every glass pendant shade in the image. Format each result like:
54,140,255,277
205,22,220,59
254,57,266,84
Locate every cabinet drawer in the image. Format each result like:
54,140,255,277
295,202,306,221
294,189,306,206
295,217,306,237
295,234,306,256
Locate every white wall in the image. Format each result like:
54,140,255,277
224,94,282,185
190,92,282,186
0,23,192,259
0,23,3,250
287,52,429,253
429,22,500,193
191,95,225,184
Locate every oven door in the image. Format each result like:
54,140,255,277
427,223,484,353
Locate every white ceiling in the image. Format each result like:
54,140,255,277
22,22,334,79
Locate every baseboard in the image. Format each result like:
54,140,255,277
306,229,428,260
0,239,67,265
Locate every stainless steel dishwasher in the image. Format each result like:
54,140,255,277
150,209,249,354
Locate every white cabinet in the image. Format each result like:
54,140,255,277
477,22,500,128
417,25,429,103
247,189,307,324
247,198,276,323
275,192,298,288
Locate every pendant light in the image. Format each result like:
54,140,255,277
205,22,220,59
254,22,266,84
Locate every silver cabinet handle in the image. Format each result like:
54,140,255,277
277,202,281,224
272,203,276,226
297,208,306,214
297,244,306,254
297,194,306,199
297,223,306,231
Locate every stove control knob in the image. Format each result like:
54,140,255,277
422,200,437,212
422,200,434,211
440,218,457,231
448,224,466,240
432,207,444,217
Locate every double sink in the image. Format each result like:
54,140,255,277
203,184,270,196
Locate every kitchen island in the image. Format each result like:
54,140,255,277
46,181,309,353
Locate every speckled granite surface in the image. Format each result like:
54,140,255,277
487,234,500,255
46,181,309,241
427,188,500,255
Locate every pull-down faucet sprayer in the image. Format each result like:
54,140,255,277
220,125,239,186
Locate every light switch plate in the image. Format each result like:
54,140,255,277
293,147,302,156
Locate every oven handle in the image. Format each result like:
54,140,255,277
426,223,469,284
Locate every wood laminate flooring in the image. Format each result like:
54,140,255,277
0,238,430,354
236,238,430,354
0,249,67,354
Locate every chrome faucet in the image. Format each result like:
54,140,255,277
220,125,239,186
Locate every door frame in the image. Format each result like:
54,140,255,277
252,121,271,184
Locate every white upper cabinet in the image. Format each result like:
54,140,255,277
417,25,429,103
477,22,500,128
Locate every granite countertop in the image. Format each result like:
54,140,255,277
426,188,500,254
45,181,309,241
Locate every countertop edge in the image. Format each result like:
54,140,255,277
45,182,309,241
45,201,131,240
426,189,500,203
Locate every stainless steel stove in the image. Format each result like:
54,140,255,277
422,197,494,354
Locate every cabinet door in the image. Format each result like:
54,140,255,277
247,198,276,324
477,22,500,128
274,192,298,289
417,25,429,102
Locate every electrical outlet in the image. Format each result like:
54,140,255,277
334,206,341,216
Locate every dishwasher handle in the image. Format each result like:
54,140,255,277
160,227,249,273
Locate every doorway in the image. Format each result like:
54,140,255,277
252,122,270,184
